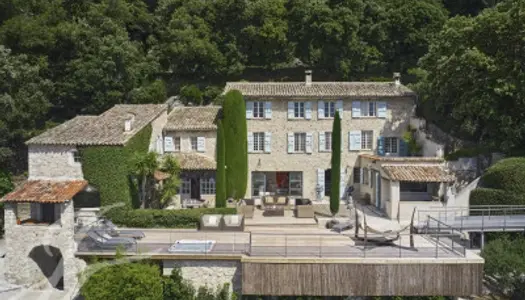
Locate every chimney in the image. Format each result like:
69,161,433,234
393,72,401,86
305,70,312,86
124,113,135,132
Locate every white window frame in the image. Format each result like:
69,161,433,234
294,132,306,152
384,137,399,155
200,177,216,195
174,137,181,152
294,102,305,118
361,102,377,117
181,179,191,194
253,101,265,118
190,137,198,151
324,132,332,151
324,101,335,118
289,172,302,196
72,150,81,163
361,131,373,150
253,132,265,152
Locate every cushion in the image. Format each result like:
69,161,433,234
230,215,239,225
276,197,286,204
208,216,218,225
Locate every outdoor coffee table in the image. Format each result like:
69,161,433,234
263,205,285,217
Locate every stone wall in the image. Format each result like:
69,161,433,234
246,96,415,200
3,201,84,292
164,130,217,159
149,109,168,153
28,145,84,180
163,260,241,294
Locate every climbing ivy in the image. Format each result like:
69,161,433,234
79,125,152,208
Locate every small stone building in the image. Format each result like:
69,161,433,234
1,180,88,291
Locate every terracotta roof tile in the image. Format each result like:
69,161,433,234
165,106,221,131
171,153,216,170
27,104,167,146
382,165,455,182
2,180,88,203
224,82,415,97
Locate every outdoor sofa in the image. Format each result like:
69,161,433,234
221,214,245,231
199,214,223,231
237,199,255,218
294,198,314,218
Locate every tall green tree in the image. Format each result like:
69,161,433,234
215,120,227,208
222,90,248,199
330,111,341,216
414,0,525,152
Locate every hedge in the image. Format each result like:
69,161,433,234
0,203,4,239
79,124,152,208
330,111,341,216
480,157,525,194
470,188,525,206
103,207,237,228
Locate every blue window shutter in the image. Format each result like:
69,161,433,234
336,100,343,119
352,101,361,118
287,102,294,119
318,101,324,119
377,102,387,118
305,102,312,119
349,131,361,151
265,101,272,119
399,139,409,156
246,101,253,119
377,136,385,156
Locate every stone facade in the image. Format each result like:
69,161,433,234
164,130,217,159
3,201,84,292
163,260,241,294
149,109,169,153
28,145,83,180
246,97,415,201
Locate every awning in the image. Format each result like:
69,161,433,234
1,180,88,203
382,165,455,182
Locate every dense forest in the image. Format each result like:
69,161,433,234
0,0,520,175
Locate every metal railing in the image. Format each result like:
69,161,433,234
76,229,467,259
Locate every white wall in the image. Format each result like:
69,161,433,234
28,145,84,180
149,109,168,153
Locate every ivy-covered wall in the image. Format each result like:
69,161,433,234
79,125,152,208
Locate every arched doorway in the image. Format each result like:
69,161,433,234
28,245,64,290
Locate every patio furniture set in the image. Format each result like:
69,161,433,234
84,218,145,251
199,214,245,231
236,197,315,218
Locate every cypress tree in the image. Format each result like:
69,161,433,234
330,111,341,216
222,90,248,199
215,120,226,207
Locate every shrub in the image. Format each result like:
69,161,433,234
81,262,163,300
0,202,4,239
180,85,203,105
223,90,248,199
480,157,525,193
80,124,152,207
215,120,227,208
470,188,525,206
330,112,341,216
103,207,236,228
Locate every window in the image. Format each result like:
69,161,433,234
253,132,265,152
174,137,181,152
289,172,302,196
353,167,361,183
294,133,306,152
324,132,332,151
72,150,81,163
361,102,376,117
384,137,398,154
252,172,266,196
200,177,216,195
362,168,369,185
294,102,305,118
181,179,191,194
324,102,335,118
361,131,373,150
253,101,265,118
400,182,428,193
190,137,198,151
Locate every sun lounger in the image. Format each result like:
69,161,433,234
100,219,145,239
87,229,137,251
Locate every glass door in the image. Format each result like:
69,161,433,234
252,172,266,196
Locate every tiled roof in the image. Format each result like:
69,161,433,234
382,165,455,182
224,82,415,97
165,106,221,131
27,104,167,146
171,153,216,170
2,180,88,203
360,154,445,162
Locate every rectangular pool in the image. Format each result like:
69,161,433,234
168,240,216,253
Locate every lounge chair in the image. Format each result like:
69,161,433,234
86,229,137,251
221,214,245,231
237,199,254,218
100,219,145,239
199,214,222,231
